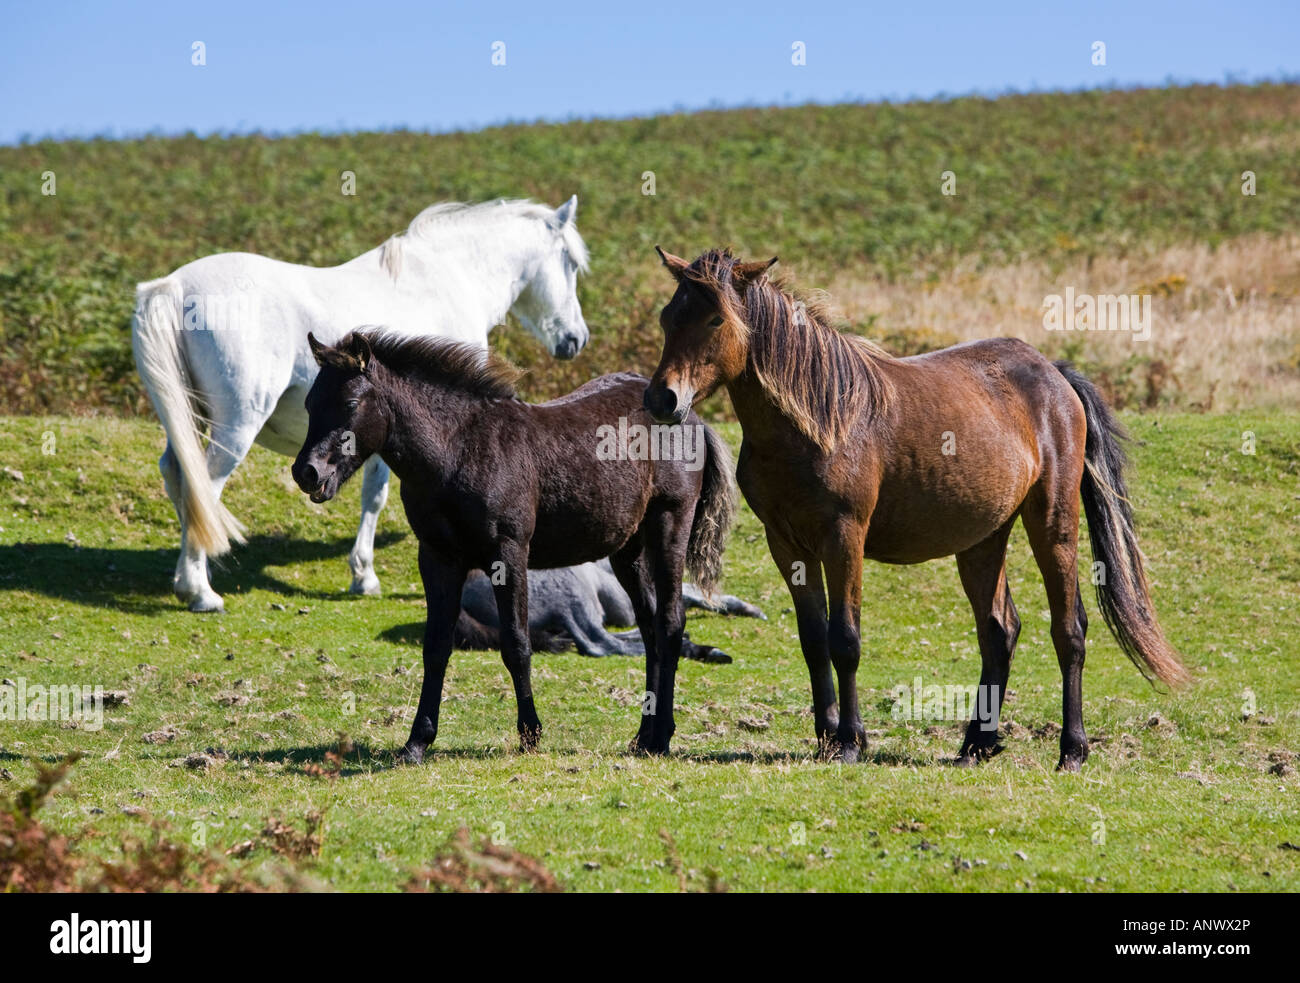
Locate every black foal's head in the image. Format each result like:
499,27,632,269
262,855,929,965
293,331,388,503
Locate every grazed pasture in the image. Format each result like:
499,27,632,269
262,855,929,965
1,413,1296,891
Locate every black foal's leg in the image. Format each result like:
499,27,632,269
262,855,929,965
765,530,838,752
490,539,542,751
609,537,660,752
645,507,689,755
823,525,868,762
954,521,1019,765
400,545,466,764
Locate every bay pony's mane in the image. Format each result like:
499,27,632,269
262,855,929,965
685,250,894,453
354,329,520,401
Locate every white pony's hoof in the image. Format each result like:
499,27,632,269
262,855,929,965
348,574,381,596
188,592,225,613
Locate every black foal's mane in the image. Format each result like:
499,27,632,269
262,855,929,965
353,329,520,400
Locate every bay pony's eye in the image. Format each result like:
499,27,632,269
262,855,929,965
708,315,724,327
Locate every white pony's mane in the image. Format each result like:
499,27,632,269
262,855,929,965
379,199,589,281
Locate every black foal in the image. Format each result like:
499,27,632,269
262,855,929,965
294,330,735,761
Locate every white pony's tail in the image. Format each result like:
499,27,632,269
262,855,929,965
132,277,245,556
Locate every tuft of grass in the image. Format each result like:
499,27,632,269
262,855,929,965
0,412,1297,891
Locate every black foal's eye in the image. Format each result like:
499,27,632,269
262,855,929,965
708,315,724,327
345,399,359,412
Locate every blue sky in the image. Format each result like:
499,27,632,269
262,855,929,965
0,0,1294,144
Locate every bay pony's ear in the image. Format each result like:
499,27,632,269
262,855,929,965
655,245,690,281
732,256,778,289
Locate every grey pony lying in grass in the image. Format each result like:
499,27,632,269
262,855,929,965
455,558,766,663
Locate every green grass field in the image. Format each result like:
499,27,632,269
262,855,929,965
2,81,1298,892
1,412,1297,891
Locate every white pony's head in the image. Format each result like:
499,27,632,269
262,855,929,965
510,195,590,360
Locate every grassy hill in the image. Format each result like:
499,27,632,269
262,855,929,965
2,82,1299,415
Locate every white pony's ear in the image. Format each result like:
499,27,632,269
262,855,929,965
554,194,577,227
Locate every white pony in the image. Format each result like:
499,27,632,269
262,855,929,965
132,197,589,612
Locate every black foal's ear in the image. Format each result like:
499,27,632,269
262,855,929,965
349,333,373,373
732,256,778,289
655,245,690,281
307,332,329,366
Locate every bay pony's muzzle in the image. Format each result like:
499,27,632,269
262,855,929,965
643,378,694,425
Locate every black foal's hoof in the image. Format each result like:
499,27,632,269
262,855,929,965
628,734,670,756
955,742,1005,767
819,736,865,763
1056,738,1089,772
1055,751,1088,772
832,743,861,764
395,744,425,765
518,727,543,753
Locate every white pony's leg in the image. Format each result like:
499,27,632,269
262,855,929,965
162,445,219,610
174,533,217,610
159,444,205,604
179,417,263,613
348,454,390,595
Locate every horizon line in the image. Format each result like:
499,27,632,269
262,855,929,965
4,72,1294,149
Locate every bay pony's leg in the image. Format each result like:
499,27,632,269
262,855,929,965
954,519,1020,765
823,521,869,762
765,529,839,753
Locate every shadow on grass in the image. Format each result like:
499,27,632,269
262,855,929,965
225,736,830,777
677,744,949,768
872,747,944,768
679,748,810,765
230,741,393,778
677,748,942,767
224,740,611,777
377,621,423,646
0,531,412,614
